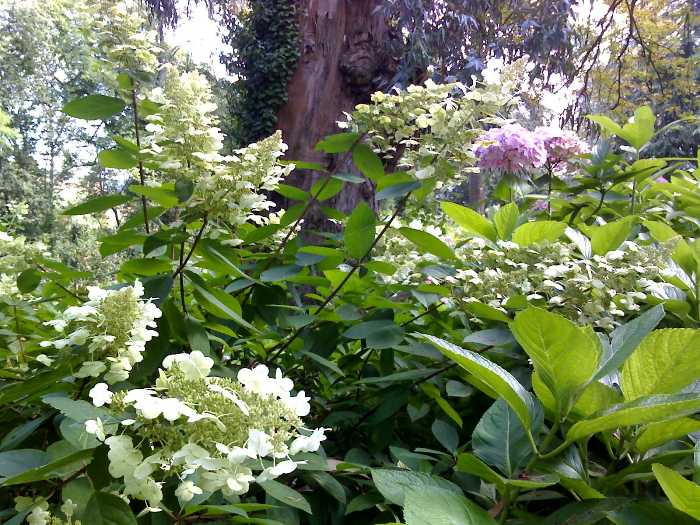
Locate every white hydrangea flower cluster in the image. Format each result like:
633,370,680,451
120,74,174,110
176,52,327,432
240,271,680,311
450,237,674,329
140,65,293,231
84,353,327,510
191,131,294,227
14,496,79,525
0,231,48,274
40,281,161,383
88,0,161,86
143,65,224,173
338,80,507,188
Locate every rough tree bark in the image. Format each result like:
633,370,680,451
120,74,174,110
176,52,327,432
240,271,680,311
276,0,397,229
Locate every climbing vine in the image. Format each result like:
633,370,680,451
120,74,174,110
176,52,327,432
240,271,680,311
220,0,299,145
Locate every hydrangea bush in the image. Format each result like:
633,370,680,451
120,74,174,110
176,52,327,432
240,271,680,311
1,4,700,524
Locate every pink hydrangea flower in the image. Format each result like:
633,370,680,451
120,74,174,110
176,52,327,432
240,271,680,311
476,124,547,174
535,126,588,166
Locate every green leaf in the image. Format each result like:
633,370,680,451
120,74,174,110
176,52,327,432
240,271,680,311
511,308,601,414
403,486,496,525
344,320,404,349
16,269,41,293
567,394,700,442
63,194,132,215
652,463,700,520
276,184,309,201
344,202,376,259
415,333,537,439
371,468,462,506
309,471,346,503
352,143,384,180
585,217,635,255
188,274,261,334
431,419,459,454
594,305,664,381
129,184,179,208
0,450,47,478
315,132,359,153
0,449,93,487
587,114,624,138
606,501,700,525
493,203,520,240
440,201,496,241
98,148,137,169
310,177,344,201
99,230,146,257
185,315,211,355
636,418,700,453
120,258,171,276
398,227,454,259
0,414,51,451
376,181,421,201
472,399,542,477
62,95,125,120
620,328,700,401
260,265,302,282
512,221,567,246
623,106,656,151
259,480,311,514
82,491,137,525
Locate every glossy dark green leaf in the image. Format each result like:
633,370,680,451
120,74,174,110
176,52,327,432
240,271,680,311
120,258,171,276
259,480,312,514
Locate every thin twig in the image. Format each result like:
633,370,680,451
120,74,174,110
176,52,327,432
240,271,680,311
171,216,209,279
130,81,150,234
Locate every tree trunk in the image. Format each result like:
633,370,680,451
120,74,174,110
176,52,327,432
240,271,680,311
276,0,396,230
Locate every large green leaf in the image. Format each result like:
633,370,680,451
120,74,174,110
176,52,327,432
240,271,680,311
403,486,496,525
512,221,567,246
314,132,359,153
82,492,137,525
98,148,137,169
636,418,700,453
63,194,132,215
493,202,520,240
352,144,385,180
594,305,664,381
567,394,700,442
371,468,462,506
398,227,454,259
588,106,655,151
344,202,376,259
620,328,700,400
652,463,700,520
259,480,312,514
584,217,635,255
606,501,700,525
62,95,125,120
188,275,261,334
0,448,93,487
472,399,542,477
440,201,496,241
343,320,404,349
120,257,171,276
511,308,601,414
129,184,179,208
415,333,537,438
